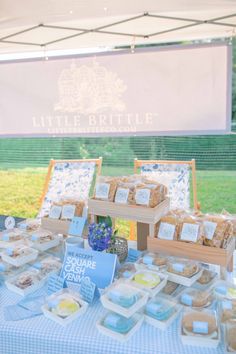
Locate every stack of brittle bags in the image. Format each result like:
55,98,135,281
93,175,167,208
156,209,235,249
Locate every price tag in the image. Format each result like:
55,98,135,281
68,217,87,237
115,188,129,204
204,221,217,240
180,223,199,242
61,205,76,220
47,274,66,295
4,217,15,230
135,189,151,206
95,183,110,199
158,222,176,240
79,277,97,303
49,205,62,219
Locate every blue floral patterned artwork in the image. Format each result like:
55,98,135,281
141,163,190,210
39,162,96,218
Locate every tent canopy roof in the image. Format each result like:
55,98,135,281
1,0,236,57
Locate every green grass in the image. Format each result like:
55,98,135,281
0,168,235,237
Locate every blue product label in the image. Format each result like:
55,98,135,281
181,294,192,306
31,234,39,241
2,234,9,241
47,299,60,309
172,263,185,273
0,263,6,272
122,270,132,278
192,321,208,334
146,301,163,315
32,262,42,270
6,248,13,256
222,300,233,310
104,313,120,327
215,285,227,295
143,255,154,265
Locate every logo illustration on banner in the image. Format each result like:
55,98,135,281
54,60,127,114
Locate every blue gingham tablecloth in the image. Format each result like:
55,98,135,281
0,286,226,354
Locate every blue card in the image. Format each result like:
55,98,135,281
79,277,97,303
18,295,45,313
126,248,143,263
47,274,66,295
61,246,117,289
68,217,87,236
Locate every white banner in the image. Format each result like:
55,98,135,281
0,43,231,136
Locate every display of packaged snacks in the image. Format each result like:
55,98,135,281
160,281,184,297
5,269,45,296
116,263,137,279
203,214,233,248
0,229,26,248
212,280,236,300
156,212,180,240
96,311,143,342
144,295,182,330
31,255,62,277
129,270,167,297
114,182,136,205
30,229,60,252
166,258,202,286
42,289,88,326
179,288,213,309
192,269,218,290
135,252,168,271
101,282,148,318
17,219,41,232
219,299,236,324
225,323,236,352
134,182,167,208
180,308,220,348
1,245,38,267
94,176,119,202
178,215,204,244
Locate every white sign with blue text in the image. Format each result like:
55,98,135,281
61,246,117,289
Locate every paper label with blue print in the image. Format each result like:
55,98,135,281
49,205,62,219
115,188,129,204
95,183,110,199
61,204,76,220
180,223,199,242
204,221,217,240
158,222,175,240
135,188,151,205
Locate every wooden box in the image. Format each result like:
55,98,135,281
88,198,170,225
41,218,70,234
147,236,235,278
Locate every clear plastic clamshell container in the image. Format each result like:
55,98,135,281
0,228,27,248
30,255,62,277
96,311,143,342
212,280,236,300
219,299,236,325
116,263,137,279
0,245,38,267
42,288,88,326
192,269,218,290
30,229,60,252
0,261,24,280
5,269,46,296
180,308,220,348
225,323,236,353
166,257,203,287
160,281,185,298
17,218,41,232
101,281,149,318
128,270,168,297
144,295,182,330
178,288,214,309
135,252,168,272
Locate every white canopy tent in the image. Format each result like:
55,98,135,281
0,0,236,58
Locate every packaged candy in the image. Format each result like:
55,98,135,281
31,229,60,252
203,214,233,248
31,255,62,277
130,270,167,297
94,176,119,202
226,323,236,352
219,299,236,323
135,252,168,271
1,245,38,267
178,215,204,244
5,269,45,296
179,288,213,308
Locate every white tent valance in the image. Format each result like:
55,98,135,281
0,1,236,57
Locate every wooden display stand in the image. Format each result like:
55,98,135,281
41,217,71,234
88,198,170,250
147,236,235,279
